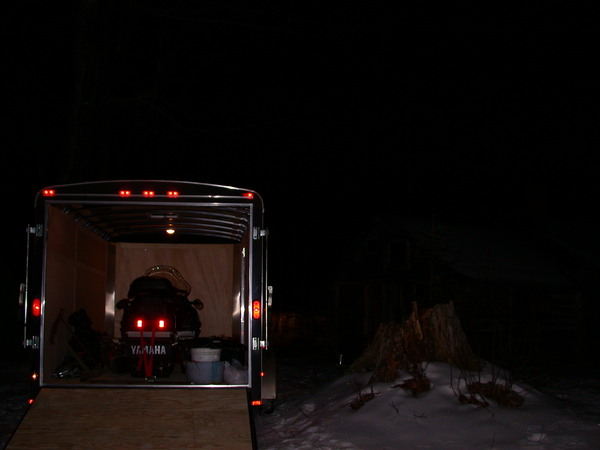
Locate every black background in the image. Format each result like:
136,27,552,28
3,2,600,358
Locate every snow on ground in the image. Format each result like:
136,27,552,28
0,360,29,449
2,356,599,449
254,360,600,449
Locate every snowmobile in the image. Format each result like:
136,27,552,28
117,266,203,378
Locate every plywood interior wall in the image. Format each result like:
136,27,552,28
114,243,238,339
44,206,109,379
42,205,244,381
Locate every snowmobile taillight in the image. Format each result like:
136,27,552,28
32,298,41,317
136,319,143,328
143,190,155,197
252,300,261,320
119,190,132,197
167,190,179,198
243,192,254,199
42,189,55,197
158,319,166,328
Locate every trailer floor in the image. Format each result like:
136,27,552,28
48,367,192,385
8,387,254,449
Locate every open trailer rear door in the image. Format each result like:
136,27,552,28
8,387,255,449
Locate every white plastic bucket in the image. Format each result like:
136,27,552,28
191,348,221,362
186,361,224,384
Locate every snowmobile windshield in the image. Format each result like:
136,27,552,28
143,265,191,295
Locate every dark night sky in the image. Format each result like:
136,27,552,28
3,3,600,345
7,3,598,214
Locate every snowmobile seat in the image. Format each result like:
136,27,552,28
128,276,175,298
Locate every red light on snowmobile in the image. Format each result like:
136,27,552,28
32,298,41,317
167,191,179,198
42,189,55,197
252,300,261,320
143,190,155,197
136,319,143,328
242,192,254,199
158,319,165,328
119,190,132,197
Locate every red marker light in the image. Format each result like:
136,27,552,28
242,192,254,199
42,189,55,197
251,400,262,406
119,190,132,197
167,191,179,198
136,319,143,328
143,190,155,197
28,399,35,405
32,298,41,317
158,319,165,328
252,300,261,320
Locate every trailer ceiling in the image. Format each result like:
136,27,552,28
57,203,252,243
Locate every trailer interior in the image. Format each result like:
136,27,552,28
37,185,261,389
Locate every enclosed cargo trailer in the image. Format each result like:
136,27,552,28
11,180,275,448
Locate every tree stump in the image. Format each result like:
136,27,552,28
419,302,480,372
349,301,480,382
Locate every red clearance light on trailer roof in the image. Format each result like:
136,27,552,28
242,192,254,199
143,190,155,197
32,298,41,317
167,191,179,198
119,190,132,197
42,189,55,197
158,319,165,328
136,319,143,328
252,300,261,320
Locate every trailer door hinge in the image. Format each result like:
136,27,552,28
28,224,43,237
252,338,267,350
25,336,40,349
253,227,268,240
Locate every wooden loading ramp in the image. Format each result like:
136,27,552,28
8,388,255,449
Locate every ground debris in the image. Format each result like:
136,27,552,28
349,381,378,410
393,375,431,397
467,381,524,408
458,393,489,408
